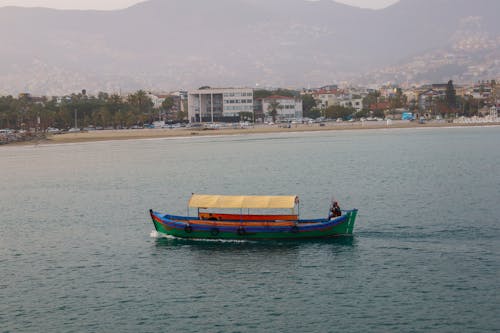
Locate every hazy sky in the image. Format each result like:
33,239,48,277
0,0,400,10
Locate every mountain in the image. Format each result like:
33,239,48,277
0,0,498,95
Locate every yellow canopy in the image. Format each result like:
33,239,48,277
188,194,299,209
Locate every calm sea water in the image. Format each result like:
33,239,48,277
1,127,499,332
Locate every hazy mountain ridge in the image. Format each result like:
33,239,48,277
0,0,498,95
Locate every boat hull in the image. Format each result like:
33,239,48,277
149,209,357,240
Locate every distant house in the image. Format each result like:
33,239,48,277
319,84,339,91
312,89,340,109
147,92,186,121
147,93,166,109
339,97,363,111
17,93,45,105
431,83,448,91
404,90,418,104
471,81,494,100
418,89,445,111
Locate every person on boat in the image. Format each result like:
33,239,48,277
329,201,342,219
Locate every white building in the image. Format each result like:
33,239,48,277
188,87,253,122
339,98,363,112
147,93,165,109
313,90,339,109
261,95,303,121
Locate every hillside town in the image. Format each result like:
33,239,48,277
1,79,499,144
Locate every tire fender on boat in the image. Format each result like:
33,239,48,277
290,225,299,233
184,225,193,233
210,227,220,236
237,227,246,236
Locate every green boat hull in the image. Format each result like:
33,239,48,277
151,210,357,240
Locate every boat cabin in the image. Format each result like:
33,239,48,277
189,194,300,222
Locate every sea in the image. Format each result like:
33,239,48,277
1,126,499,333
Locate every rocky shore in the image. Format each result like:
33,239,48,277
0,131,47,145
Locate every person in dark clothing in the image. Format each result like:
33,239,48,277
329,201,342,219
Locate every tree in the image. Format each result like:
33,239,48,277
127,90,153,124
491,80,497,106
161,96,175,121
274,89,296,97
40,97,59,130
435,100,454,118
254,89,295,99
267,101,280,122
161,96,174,111
324,105,353,119
113,109,126,128
97,92,109,101
93,107,112,127
176,110,187,122
105,94,124,128
362,91,380,111
445,80,457,109
307,108,321,119
408,98,418,112
389,88,405,109
458,95,478,117
57,106,73,129
0,95,16,128
301,94,317,118
388,88,406,118
354,109,370,119
372,109,385,118
254,90,273,99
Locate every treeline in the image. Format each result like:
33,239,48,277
1,82,490,131
0,90,184,130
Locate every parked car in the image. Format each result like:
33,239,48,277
47,127,61,134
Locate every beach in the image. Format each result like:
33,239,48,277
30,120,498,145
3,120,499,146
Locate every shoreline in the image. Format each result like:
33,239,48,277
7,120,500,146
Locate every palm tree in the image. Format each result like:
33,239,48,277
267,100,280,123
161,96,175,121
127,90,153,124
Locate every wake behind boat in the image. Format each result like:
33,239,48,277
149,194,358,240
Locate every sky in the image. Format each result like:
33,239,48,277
0,0,400,10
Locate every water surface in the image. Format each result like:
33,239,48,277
1,127,499,332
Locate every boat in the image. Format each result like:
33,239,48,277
149,194,358,240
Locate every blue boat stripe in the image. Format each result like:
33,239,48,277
155,211,348,233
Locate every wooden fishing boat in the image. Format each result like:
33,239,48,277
149,194,358,240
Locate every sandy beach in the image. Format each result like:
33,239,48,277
10,120,500,145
